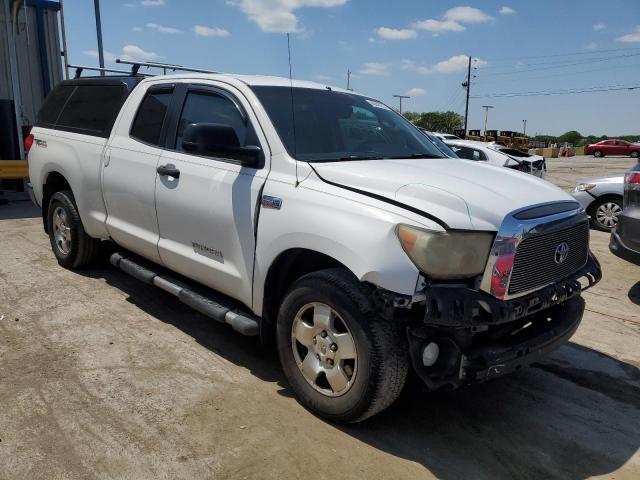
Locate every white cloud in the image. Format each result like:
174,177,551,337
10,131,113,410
406,87,426,97
430,55,486,73
315,74,332,81
359,62,389,76
444,6,493,23
121,44,162,61
368,36,376,43
412,18,465,33
146,23,182,34
499,6,516,15
193,25,231,37
123,3,137,7
226,0,346,33
141,0,164,6
375,27,417,40
585,42,598,50
617,26,640,43
83,49,117,62
132,26,143,32
404,55,487,75
593,23,606,31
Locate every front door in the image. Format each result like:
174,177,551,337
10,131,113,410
154,84,269,307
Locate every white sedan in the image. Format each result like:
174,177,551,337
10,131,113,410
445,139,545,178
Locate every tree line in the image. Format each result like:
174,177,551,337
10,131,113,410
402,111,638,146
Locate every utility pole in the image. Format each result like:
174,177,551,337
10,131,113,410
482,105,494,142
462,55,471,137
522,119,527,136
93,0,105,76
393,94,410,114
346,69,353,91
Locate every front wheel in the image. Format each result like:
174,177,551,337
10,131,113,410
277,269,409,423
593,150,603,158
590,197,623,232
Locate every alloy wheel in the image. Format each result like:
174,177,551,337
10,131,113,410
291,302,357,397
52,206,72,255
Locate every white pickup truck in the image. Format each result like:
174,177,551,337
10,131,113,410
27,73,601,422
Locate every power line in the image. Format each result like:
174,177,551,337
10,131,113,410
474,63,638,85
479,53,640,77
481,46,640,63
471,83,640,99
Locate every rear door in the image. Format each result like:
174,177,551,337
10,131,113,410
102,83,175,262
154,83,269,307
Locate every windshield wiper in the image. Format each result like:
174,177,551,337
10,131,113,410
338,155,385,160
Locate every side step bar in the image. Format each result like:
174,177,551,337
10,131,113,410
110,253,259,336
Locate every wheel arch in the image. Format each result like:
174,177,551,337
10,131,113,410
42,171,72,233
260,248,352,334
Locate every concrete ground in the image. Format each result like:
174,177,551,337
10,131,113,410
0,156,639,480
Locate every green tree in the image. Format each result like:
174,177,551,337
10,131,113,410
557,130,582,146
403,111,463,133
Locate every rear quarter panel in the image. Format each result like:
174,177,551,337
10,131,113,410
28,127,109,238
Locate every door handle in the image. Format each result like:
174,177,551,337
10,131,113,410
157,164,180,178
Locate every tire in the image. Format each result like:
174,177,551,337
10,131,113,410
589,196,623,232
277,268,409,423
631,150,639,159
593,150,603,158
47,190,101,268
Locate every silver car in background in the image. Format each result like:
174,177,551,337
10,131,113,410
445,139,545,178
571,174,624,231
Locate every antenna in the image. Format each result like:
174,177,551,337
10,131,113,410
287,33,299,186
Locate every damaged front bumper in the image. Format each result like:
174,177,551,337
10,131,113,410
406,253,601,390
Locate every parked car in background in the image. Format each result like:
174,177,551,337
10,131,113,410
433,132,462,141
610,164,640,265
571,174,624,231
418,129,459,158
585,140,640,158
445,139,545,178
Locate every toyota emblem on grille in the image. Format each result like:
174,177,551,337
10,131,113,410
554,242,570,264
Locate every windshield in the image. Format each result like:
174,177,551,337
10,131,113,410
251,86,445,162
422,130,459,158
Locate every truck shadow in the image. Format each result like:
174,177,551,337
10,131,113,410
81,263,640,480
629,281,640,306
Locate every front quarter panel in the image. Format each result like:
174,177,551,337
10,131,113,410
252,171,439,315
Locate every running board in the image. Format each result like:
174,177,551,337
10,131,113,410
110,253,259,336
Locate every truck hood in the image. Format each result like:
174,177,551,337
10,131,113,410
312,158,575,231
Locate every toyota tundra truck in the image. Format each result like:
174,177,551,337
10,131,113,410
27,73,601,423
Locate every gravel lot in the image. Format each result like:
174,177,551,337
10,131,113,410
0,155,638,480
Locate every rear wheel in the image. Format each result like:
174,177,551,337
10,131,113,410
48,190,101,268
631,150,639,159
589,197,623,232
277,268,409,423
593,150,604,158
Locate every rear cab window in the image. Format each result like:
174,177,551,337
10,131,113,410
36,78,140,138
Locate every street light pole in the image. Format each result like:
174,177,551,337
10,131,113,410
93,0,105,76
482,105,494,142
393,94,410,114
522,119,527,136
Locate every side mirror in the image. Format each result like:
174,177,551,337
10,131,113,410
181,122,262,167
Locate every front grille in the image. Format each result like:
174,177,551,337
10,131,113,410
508,222,589,295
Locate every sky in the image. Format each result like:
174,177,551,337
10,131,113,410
63,0,640,136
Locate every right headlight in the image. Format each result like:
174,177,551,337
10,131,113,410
396,224,494,280
573,183,596,192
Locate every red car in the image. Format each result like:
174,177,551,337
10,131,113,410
585,139,640,158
